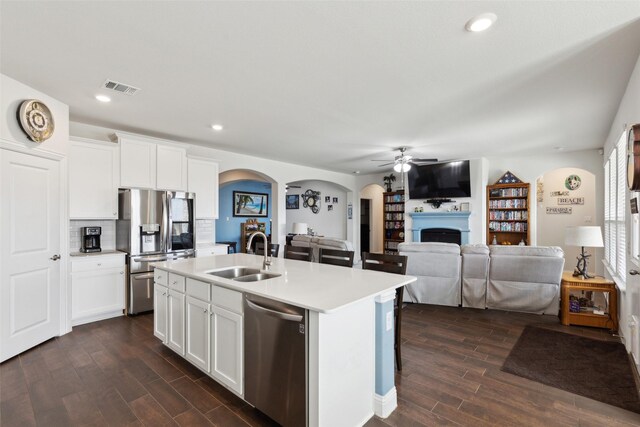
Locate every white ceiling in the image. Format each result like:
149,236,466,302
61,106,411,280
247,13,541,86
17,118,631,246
2,1,640,174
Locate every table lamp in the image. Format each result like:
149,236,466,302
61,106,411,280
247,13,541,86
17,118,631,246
292,223,308,235
565,226,604,279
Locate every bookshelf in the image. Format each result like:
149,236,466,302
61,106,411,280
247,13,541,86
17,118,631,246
383,190,405,255
486,182,530,246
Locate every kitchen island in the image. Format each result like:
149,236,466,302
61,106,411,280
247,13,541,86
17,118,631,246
152,253,415,427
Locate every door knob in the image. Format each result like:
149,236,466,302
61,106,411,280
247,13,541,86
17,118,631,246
630,270,639,276
50,254,61,261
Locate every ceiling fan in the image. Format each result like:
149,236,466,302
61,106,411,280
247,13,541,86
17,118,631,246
372,147,438,172
285,184,302,191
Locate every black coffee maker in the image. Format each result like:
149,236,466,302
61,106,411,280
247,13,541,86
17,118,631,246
80,227,102,253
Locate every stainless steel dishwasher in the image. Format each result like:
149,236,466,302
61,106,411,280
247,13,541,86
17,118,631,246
244,293,307,427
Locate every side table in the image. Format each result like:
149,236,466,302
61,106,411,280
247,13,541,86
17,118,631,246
560,271,618,332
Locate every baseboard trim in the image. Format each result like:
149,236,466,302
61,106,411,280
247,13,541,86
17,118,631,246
374,387,397,418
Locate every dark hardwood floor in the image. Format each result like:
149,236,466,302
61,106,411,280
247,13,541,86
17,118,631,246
2,304,640,426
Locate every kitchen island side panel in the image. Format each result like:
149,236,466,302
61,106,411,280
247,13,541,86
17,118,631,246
308,297,375,427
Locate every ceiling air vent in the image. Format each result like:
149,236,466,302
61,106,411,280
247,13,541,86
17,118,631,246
102,79,141,96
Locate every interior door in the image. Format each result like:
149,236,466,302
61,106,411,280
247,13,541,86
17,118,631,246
360,199,371,253
1,149,61,362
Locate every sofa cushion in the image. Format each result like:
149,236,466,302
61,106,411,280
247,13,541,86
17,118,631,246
316,237,354,251
291,235,320,246
397,242,460,255
489,245,564,258
461,243,490,255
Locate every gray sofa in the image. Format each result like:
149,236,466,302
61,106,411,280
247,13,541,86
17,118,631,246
291,235,354,262
398,242,565,315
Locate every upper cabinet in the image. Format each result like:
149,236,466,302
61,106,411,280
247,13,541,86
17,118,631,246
157,145,188,191
69,138,119,219
118,133,187,191
188,157,219,219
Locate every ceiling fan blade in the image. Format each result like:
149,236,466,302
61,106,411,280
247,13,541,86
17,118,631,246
378,162,394,167
411,158,438,163
371,159,391,162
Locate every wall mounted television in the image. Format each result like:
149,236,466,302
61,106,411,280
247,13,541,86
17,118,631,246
407,160,471,199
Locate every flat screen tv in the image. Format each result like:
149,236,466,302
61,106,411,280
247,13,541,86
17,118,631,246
407,160,471,199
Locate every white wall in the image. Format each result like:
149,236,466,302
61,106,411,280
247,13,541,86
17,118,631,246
603,52,640,357
285,180,348,239
536,168,599,275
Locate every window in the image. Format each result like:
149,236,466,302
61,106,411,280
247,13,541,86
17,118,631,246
604,132,627,282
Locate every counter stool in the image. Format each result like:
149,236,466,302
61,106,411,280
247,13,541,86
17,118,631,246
361,252,408,371
318,248,354,267
284,245,312,261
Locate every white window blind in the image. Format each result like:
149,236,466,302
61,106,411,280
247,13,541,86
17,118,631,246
603,132,626,280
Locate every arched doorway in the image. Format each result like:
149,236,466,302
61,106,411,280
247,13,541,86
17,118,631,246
360,184,385,254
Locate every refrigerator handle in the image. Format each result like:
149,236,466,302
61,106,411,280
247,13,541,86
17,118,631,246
162,191,170,252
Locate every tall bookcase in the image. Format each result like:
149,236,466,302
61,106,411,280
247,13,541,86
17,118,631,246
383,190,405,254
486,181,530,246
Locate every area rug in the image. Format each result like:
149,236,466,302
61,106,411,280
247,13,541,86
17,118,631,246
501,325,640,414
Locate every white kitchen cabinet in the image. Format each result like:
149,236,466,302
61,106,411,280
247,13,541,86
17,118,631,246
119,136,157,189
167,288,185,355
188,157,219,218
118,133,187,191
154,284,168,342
157,145,188,191
195,244,228,257
70,254,125,326
210,304,243,395
69,138,119,219
186,296,210,372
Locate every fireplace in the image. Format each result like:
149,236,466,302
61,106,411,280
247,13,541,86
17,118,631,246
421,228,461,244
408,211,471,244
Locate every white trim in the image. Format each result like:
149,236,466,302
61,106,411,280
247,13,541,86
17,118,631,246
0,139,65,160
113,130,185,146
375,290,396,304
70,136,117,146
71,310,124,327
373,386,397,418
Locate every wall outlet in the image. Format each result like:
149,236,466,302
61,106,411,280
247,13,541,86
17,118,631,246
584,216,592,223
386,311,393,331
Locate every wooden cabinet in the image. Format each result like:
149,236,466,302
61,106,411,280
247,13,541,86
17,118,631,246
118,133,187,191
70,253,125,326
186,296,211,372
561,272,618,332
486,182,530,245
69,138,119,219
383,191,405,255
188,157,219,219
240,221,267,253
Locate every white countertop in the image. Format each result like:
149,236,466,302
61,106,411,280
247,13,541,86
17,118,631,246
153,254,416,313
70,250,126,258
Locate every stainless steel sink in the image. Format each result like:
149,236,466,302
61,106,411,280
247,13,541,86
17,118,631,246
206,267,260,279
233,273,281,282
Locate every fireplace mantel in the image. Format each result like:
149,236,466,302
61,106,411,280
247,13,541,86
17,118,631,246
408,211,471,244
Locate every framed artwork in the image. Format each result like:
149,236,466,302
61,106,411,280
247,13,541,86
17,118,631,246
327,205,333,211
332,197,338,203
233,191,269,217
286,194,299,209
325,196,330,203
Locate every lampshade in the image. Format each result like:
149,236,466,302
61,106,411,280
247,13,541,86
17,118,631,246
565,226,604,247
292,223,308,235
393,162,411,173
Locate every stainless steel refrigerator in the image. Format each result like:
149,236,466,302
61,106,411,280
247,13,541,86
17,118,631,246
117,188,196,314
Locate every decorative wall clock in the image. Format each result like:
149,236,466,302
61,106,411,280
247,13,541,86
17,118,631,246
564,174,581,191
18,99,54,143
301,189,321,214
627,123,640,191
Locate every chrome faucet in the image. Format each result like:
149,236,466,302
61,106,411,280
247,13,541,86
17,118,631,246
246,232,271,271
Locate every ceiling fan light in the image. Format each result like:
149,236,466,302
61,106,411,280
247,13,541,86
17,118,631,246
393,163,402,173
402,163,411,172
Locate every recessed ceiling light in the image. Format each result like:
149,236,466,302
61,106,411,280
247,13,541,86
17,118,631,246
465,13,497,32
95,94,111,103
211,124,223,131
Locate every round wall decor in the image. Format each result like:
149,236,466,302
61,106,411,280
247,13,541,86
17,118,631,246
18,99,54,143
627,124,640,191
564,174,581,191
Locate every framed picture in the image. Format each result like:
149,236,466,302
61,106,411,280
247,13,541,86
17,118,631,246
347,203,353,219
233,191,269,217
327,205,333,211
325,196,330,203
332,197,338,203
286,194,299,209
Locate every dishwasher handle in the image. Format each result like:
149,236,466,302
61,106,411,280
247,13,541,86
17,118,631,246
132,272,155,280
245,299,303,322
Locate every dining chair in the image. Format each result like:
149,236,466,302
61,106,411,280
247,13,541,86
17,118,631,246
361,252,408,371
255,243,280,257
318,248,354,267
284,245,313,261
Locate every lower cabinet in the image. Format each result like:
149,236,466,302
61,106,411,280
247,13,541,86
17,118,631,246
167,289,185,355
70,254,125,326
154,284,168,342
186,296,210,372
155,269,244,396
210,304,243,395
